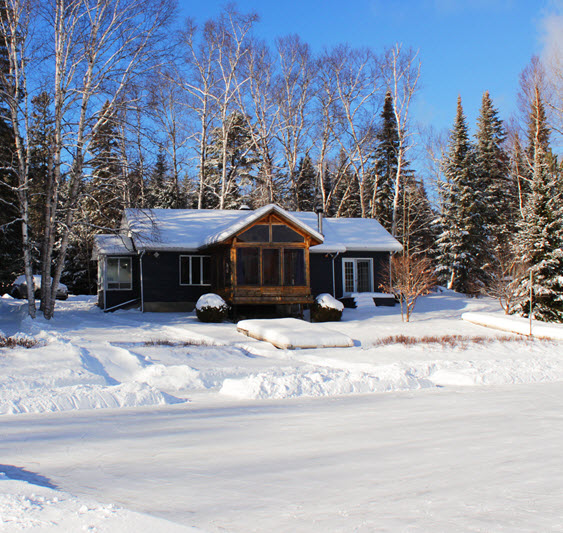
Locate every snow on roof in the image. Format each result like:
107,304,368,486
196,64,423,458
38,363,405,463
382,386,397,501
205,204,324,246
291,212,403,253
120,206,402,253
92,235,136,258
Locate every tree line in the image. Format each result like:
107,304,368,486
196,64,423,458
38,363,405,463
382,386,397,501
0,1,561,322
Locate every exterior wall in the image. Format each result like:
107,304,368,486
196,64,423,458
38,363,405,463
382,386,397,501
310,251,390,299
141,251,212,310
98,256,140,311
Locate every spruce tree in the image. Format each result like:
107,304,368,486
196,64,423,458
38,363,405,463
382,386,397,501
295,155,317,212
87,102,125,229
370,90,398,231
474,91,512,260
435,97,483,293
146,150,177,209
514,90,563,321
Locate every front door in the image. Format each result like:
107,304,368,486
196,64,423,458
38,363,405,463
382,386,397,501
343,258,373,295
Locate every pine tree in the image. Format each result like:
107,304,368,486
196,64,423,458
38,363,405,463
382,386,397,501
146,150,177,209
370,90,398,230
295,155,317,211
331,150,361,217
514,89,563,321
203,111,260,209
435,97,483,293
396,173,436,256
28,92,55,269
86,102,125,229
474,92,512,261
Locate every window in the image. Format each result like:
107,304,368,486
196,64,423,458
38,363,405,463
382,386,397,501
106,257,132,290
262,248,281,286
342,258,373,295
237,248,260,285
283,249,305,286
180,256,211,285
236,247,305,287
272,225,304,243
238,224,270,243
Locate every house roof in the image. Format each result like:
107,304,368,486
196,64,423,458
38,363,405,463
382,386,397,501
94,205,402,255
92,235,135,259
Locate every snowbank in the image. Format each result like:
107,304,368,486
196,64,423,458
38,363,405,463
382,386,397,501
0,382,182,415
237,318,354,349
462,312,563,340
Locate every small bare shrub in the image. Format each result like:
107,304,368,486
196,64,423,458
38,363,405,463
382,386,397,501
144,338,218,347
380,254,436,322
370,334,538,348
0,333,41,349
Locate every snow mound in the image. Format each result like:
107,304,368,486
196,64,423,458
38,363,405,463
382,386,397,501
316,293,344,311
237,318,354,349
0,383,183,415
196,293,227,310
221,365,434,399
462,312,563,340
133,364,205,391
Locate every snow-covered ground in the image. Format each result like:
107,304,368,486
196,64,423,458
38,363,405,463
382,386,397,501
1,291,563,531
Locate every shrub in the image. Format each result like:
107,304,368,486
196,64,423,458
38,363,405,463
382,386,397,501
311,293,344,322
195,293,229,323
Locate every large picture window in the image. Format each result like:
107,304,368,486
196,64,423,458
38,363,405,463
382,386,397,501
106,257,132,290
236,247,305,287
342,258,373,295
180,256,211,286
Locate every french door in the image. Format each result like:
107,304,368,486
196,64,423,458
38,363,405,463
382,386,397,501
342,258,373,295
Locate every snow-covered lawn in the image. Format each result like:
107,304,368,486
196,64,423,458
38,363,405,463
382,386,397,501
1,291,563,531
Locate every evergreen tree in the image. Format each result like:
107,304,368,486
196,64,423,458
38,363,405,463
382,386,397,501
474,91,513,261
146,150,177,209
396,173,437,256
514,89,563,321
370,90,398,230
86,102,125,229
28,92,55,269
435,97,483,293
203,111,260,209
331,150,361,217
295,155,317,211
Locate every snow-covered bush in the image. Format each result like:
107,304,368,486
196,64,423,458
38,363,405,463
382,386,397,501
195,294,229,323
311,293,344,322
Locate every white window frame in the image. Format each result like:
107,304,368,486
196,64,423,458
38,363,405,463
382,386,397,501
342,258,373,296
179,255,211,286
105,256,133,291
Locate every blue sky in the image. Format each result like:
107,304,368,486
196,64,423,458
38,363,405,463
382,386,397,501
178,0,562,137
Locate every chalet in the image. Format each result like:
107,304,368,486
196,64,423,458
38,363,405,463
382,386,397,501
92,204,402,312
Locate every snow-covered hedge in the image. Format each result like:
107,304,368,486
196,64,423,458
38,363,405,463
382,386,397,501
195,293,229,323
311,293,344,322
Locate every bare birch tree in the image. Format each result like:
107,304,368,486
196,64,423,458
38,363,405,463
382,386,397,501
37,0,174,319
325,45,380,218
274,34,315,208
0,0,36,316
379,44,421,237
206,6,257,209
235,37,280,206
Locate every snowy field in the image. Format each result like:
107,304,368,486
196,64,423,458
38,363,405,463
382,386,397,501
1,291,563,531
